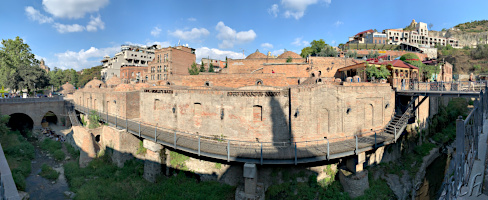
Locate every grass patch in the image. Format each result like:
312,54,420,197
0,116,35,191
169,151,189,171
64,155,235,200
53,149,65,161
40,138,62,154
66,143,79,158
40,164,59,181
136,141,146,155
215,163,222,170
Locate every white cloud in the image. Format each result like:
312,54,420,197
53,23,85,33
151,27,162,37
334,20,343,26
25,6,53,24
195,47,245,63
187,17,197,22
215,21,256,49
331,40,336,45
261,43,274,49
281,0,331,20
169,28,209,41
86,15,105,32
292,37,309,46
51,46,119,70
268,4,279,17
42,0,109,19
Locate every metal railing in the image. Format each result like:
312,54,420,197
398,81,487,93
73,103,401,164
0,96,63,103
439,87,487,199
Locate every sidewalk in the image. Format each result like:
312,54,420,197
458,116,488,199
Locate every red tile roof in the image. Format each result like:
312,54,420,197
383,60,418,69
355,29,374,36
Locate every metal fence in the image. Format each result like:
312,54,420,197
0,96,63,103
73,103,403,164
398,81,487,93
439,88,486,199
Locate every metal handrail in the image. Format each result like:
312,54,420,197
73,103,395,164
0,96,63,103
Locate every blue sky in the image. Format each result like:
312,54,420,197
1,0,487,71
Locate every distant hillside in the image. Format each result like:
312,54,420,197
429,20,488,48
454,20,488,33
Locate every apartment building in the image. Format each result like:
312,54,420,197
100,44,159,81
146,45,196,82
383,20,459,47
347,20,460,48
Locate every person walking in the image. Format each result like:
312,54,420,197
469,73,475,91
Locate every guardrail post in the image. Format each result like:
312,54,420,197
154,126,157,142
138,120,141,137
326,138,329,160
174,131,177,149
355,135,358,155
126,118,128,132
260,143,263,165
198,136,201,156
115,114,117,128
294,142,297,165
227,140,230,162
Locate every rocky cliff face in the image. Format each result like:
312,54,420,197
430,30,488,47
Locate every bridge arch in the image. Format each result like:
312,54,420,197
7,113,34,133
42,111,58,125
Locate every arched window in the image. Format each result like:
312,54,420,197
256,80,263,85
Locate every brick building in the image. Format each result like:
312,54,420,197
120,66,147,83
146,45,196,83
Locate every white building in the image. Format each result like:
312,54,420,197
100,44,159,81
384,20,460,48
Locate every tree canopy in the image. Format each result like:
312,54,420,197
0,36,49,92
188,62,199,75
78,66,103,88
300,39,337,58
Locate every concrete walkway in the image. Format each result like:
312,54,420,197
459,117,488,199
0,143,21,200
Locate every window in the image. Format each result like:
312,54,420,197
154,99,160,110
164,65,168,72
253,105,262,121
164,54,168,62
194,103,201,116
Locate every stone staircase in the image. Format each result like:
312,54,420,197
384,107,412,142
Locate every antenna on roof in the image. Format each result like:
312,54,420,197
178,40,181,46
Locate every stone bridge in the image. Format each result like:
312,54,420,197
0,96,67,130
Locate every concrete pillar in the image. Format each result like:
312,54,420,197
143,139,164,183
243,163,257,198
346,152,366,173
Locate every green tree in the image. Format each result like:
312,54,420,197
376,65,391,79
365,62,378,79
188,62,199,75
78,66,102,88
310,39,326,54
0,36,47,91
300,46,314,58
200,61,205,72
368,50,380,59
346,50,358,58
208,63,214,72
286,56,292,63
225,57,228,68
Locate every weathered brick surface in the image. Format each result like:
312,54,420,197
353,50,429,61
146,46,196,82
138,82,394,142
0,101,65,127
73,88,140,119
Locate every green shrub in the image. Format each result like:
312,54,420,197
53,149,65,161
169,151,189,170
214,163,222,170
40,164,59,181
66,143,80,158
136,141,147,155
88,110,101,129
12,172,26,191
40,138,62,154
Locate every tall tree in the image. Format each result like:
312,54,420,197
188,62,199,75
0,36,45,90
